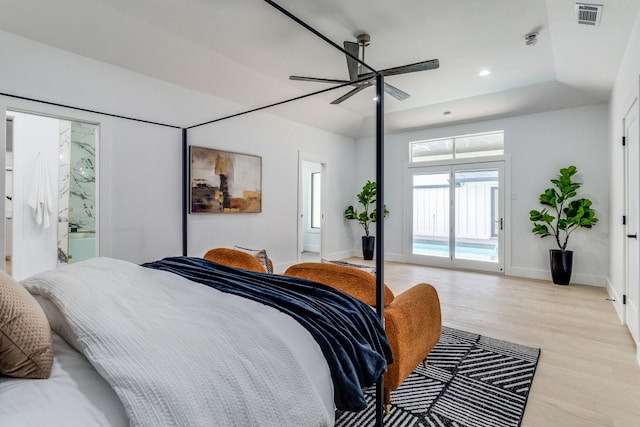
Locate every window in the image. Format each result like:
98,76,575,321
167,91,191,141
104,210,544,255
310,172,321,229
410,131,504,163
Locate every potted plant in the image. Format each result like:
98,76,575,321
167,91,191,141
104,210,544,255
344,180,389,260
529,165,598,285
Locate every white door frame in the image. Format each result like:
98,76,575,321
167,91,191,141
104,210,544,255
623,98,639,344
297,154,325,262
1,96,110,276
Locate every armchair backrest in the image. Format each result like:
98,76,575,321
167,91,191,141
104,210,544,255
283,262,395,307
203,248,268,273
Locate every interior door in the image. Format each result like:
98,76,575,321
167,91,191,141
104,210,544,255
409,161,504,273
624,99,639,342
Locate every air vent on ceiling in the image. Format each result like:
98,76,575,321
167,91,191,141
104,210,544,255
575,3,603,26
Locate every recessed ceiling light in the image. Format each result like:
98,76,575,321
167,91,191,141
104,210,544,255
479,69,491,77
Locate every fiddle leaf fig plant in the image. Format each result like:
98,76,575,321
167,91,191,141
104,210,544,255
344,180,389,237
529,165,598,251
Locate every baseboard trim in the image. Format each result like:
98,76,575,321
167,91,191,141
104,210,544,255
382,252,404,263
325,249,355,261
607,278,625,323
509,266,606,287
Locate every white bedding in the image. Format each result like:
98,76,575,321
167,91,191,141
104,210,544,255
15,257,334,426
0,333,129,426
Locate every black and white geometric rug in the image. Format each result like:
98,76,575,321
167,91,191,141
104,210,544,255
336,326,541,427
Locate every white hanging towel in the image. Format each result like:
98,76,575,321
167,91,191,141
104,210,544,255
27,153,53,229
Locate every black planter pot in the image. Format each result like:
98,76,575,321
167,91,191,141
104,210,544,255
549,249,573,285
362,236,375,260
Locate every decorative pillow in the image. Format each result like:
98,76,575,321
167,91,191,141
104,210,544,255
234,245,273,273
321,259,376,274
0,270,54,379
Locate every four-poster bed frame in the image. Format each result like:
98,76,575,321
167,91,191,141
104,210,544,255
1,1,388,424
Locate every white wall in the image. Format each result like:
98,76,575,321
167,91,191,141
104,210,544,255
608,11,640,334
187,114,355,271
0,30,357,274
356,103,610,286
107,120,183,264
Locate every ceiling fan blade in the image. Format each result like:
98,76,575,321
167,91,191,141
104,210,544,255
290,75,350,84
330,85,369,104
380,59,440,77
383,82,410,101
344,41,360,81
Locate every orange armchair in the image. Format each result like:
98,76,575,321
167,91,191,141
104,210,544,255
283,262,442,411
203,248,273,273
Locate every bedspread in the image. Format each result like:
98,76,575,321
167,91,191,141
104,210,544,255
22,258,332,427
143,256,392,411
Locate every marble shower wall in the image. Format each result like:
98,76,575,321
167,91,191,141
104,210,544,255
57,121,71,265
57,121,96,266
69,122,96,231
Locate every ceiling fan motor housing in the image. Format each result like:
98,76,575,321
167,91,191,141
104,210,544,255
357,33,371,46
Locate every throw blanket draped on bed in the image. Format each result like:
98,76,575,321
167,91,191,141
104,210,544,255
143,256,392,411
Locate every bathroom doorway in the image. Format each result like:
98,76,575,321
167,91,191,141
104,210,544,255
6,111,98,280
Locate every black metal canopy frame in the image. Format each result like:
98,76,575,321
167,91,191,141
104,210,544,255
1,1,387,424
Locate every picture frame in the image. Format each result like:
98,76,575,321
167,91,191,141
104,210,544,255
189,146,262,214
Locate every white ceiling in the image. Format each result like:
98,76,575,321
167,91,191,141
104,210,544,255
1,0,638,138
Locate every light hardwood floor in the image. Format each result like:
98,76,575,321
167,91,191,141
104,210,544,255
345,258,640,427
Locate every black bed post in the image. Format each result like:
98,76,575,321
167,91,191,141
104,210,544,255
182,128,188,256
375,73,385,426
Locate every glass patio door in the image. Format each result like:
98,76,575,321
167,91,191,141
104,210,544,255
410,162,504,273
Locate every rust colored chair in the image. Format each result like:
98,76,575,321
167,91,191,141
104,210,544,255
202,248,273,273
283,262,442,412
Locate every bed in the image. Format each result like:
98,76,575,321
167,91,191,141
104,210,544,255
0,256,391,426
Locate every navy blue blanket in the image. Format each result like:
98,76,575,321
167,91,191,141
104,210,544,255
142,256,392,412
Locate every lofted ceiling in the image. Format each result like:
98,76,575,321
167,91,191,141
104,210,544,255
0,0,638,138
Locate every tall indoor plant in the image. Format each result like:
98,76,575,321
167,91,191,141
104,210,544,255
529,165,598,285
344,180,389,260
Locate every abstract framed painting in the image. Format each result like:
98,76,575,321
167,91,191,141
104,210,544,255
189,146,262,213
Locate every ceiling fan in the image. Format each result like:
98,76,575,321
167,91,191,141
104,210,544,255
290,33,439,104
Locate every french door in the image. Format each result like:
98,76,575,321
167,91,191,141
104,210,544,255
409,161,504,273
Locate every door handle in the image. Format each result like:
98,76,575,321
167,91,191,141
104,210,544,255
628,233,638,239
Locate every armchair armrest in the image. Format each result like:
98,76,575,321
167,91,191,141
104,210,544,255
383,283,442,390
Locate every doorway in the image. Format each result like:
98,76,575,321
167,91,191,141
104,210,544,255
624,98,639,343
408,161,505,273
298,160,324,262
6,110,98,280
